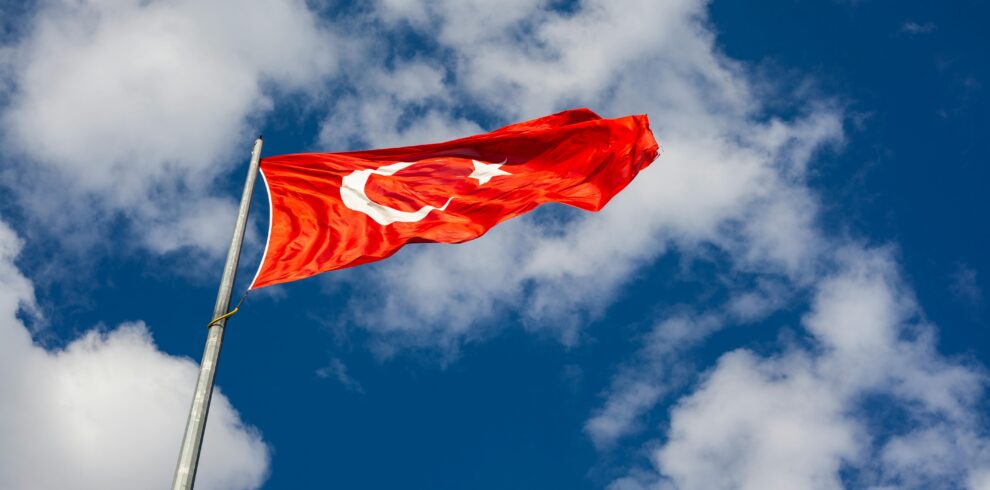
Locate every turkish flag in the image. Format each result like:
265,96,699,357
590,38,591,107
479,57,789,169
250,108,659,289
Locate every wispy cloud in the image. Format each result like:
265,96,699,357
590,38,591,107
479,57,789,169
901,21,937,35
316,358,365,394
951,262,983,307
585,313,722,449
586,277,794,450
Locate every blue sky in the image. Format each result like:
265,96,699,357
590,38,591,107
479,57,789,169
1,1,988,489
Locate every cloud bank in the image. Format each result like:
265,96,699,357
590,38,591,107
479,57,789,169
0,217,269,490
1,0,987,488
606,248,990,489
330,0,839,350
1,0,337,255
315,1,990,487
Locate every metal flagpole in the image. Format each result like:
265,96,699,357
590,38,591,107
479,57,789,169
172,137,264,490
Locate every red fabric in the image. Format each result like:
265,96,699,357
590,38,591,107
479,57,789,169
250,108,659,289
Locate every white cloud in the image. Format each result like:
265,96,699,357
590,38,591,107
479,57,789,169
659,351,860,490
312,3,990,487
970,469,990,490
901,21,936,35
586,278,795,450
0,217,269,490
611,247,990,489
1,0,337,255
315,358,364,394
3,1,985,488
331,0,840,351
319,60,483,150
586,314,722,449
950,262,982,307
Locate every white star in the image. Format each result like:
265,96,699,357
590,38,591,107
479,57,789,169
469,159,510,185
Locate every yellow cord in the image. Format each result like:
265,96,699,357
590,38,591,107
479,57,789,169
206,290,249,328
207,307,239,328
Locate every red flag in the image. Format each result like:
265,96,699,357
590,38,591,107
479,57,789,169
250,108,659,289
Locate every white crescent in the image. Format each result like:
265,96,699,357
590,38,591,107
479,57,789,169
340,159,510,225
340,161,451,225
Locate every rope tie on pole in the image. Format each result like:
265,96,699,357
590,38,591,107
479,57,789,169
207,290,250,328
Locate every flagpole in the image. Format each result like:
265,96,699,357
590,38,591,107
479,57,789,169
172,137,264,490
